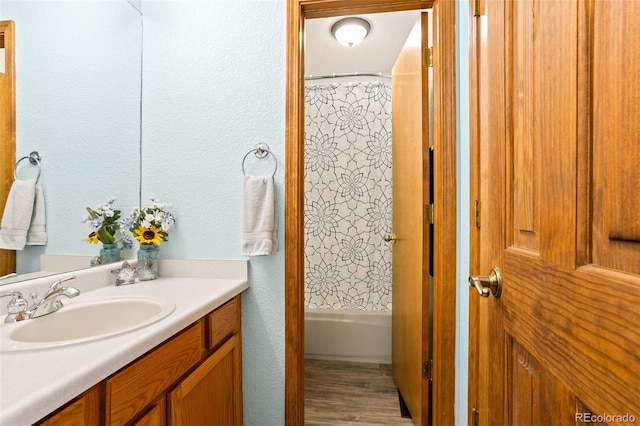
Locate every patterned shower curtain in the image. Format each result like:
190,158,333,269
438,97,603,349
304,81,393,311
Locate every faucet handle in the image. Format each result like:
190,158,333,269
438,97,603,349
45,276,76,296
52,275,76,287
7,294,28,315
0,291,29,322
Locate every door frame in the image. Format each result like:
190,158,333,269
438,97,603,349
0,21,16,277
284,0,458,424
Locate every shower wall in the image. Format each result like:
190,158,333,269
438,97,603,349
304,81,392,311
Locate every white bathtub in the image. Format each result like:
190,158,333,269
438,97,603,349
304,309,392,364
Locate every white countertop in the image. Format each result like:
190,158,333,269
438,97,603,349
0,259,248,426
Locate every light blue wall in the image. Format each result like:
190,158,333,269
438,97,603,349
455,0,471,424
142,2,469,424
139,1,286,424
1,1,142,272
3,0,470,423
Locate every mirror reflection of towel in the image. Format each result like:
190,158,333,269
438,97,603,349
0,180,36,250
0,180,47,250
242,175,277,256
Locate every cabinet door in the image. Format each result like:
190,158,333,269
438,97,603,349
168,335,242,426
37,385,100,426
106,321,204,425
132,399,165,426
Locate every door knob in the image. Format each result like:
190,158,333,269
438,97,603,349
384,234,397,242
468,267,502,298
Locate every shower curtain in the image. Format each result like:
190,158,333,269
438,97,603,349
304,81,392,311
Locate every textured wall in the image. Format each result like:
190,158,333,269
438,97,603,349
1,1,142,272
304,82,393,311
455,1,471,424
3,1,471,423
140,2,286,424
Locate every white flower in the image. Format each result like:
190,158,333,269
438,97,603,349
105,210,114,218
126,197,175,246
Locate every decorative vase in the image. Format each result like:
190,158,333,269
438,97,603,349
100,243,121,264
137,244,159,280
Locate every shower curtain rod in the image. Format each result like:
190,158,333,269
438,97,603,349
304,72,391,81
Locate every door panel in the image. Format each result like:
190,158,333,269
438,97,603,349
592,0,640,274
391,13,430,425
511,0,539,252
471,0,640,424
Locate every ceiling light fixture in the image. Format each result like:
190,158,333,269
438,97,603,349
331,17,371,48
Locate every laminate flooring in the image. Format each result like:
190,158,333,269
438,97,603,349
304,359,415,425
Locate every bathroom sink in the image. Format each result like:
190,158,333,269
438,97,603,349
2,296,175,351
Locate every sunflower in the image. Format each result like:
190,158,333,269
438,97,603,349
134,226,164,245
82,232,99,244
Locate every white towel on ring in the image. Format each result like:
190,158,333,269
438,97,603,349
242,175,277,256
0,180,36,250
26,184,47,246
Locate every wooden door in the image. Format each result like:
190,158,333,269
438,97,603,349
36,385,101,426
168,335,242,426
0,21,16,277
391,13,430,425
470,0,640,424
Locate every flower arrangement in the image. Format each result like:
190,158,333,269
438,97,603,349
82,199,130,247
123,198,176,246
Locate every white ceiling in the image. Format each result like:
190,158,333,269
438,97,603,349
304,11,421,78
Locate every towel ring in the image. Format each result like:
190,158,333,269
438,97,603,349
241,144,278,177
13,151,42,183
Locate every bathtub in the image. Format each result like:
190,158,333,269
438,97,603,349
304,309,392,364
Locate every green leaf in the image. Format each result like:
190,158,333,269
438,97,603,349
97,227,115,244
85,207,98,219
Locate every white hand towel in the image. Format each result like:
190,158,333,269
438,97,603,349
242,175,277,256
0,180,36,250
26,184,47,246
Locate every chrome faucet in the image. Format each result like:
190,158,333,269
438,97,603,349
0,276,80,323
31,276,80,318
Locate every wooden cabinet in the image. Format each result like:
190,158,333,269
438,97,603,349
106,321,204,425
36,384,100,426
168,335,242,426
132,399,165,426
35,296,242,426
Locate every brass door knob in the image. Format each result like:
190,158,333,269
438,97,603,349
383,234,397,243
468,267,502,298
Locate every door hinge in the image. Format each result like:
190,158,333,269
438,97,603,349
471,408,479,426
423,47,433,68
424,204,434,225
422,360,433,380
474,200,481,229
472,0,482,17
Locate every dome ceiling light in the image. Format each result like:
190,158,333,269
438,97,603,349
331,17,371,48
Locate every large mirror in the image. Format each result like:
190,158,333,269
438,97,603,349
0,0,143,285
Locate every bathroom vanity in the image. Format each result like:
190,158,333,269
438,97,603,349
0,260,248,425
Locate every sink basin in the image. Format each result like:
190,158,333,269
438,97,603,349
2,296,175,351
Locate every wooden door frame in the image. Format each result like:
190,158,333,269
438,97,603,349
284,0,458,424
0,21,16,277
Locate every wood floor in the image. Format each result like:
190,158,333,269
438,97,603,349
304,359,416,425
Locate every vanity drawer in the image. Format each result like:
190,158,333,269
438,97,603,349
206,296,240,350
105,320,204,426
